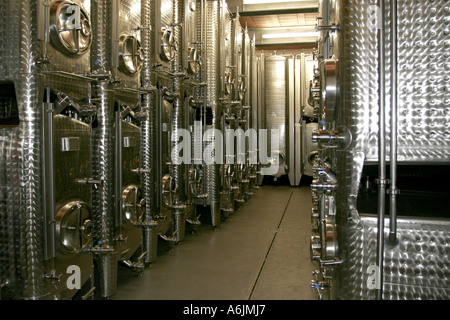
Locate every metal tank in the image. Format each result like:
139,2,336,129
89,0,148,300
190,0,223,228
110,0,148,277
0,0,96,300
89,0,117,299
182,0,203,232
229,14,247,206
264,53,288,181
310,0,450,300
296,53,320,180
220,6,236,217
139,0,159,267
248,33,261,193
261,51,317,186
151,0,183,244
237,26,253,200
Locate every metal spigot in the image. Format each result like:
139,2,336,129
312,127,352,150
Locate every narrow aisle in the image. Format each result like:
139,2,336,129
114,184,315,300
250,187,317,300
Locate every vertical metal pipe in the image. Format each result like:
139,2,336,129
91,0,116,298
171,0,186,241
205,0,221,227
376,0,387,299
17,0,47,300
115,112,123,234
389,0,398,244
140,0,158,264
42,94,55,262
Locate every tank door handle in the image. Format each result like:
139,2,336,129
75,178,103,189
131,168,151,174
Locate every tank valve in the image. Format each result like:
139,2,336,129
131,168,151,174
310,236,322,261
76,178,103,186
311,126,352,150
311,269,333,300
76,178,103,190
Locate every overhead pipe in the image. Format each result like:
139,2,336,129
376,0,387,301
388,0,399,244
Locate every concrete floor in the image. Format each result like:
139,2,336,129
113,181,317,300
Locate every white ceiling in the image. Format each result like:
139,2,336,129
227,0,320,48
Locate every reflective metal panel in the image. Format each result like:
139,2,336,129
264,53,287,177
49,1,92,56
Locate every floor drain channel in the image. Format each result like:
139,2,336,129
248,190,294,300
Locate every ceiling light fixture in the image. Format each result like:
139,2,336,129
243,0,306,4
262,32,319,39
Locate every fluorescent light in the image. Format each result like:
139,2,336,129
130,2,141,14
262,32,319,39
